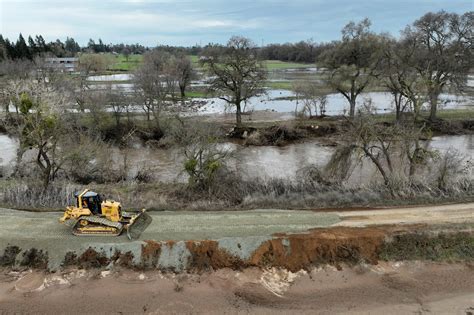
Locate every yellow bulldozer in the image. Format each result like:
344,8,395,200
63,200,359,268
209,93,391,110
59,189,152,240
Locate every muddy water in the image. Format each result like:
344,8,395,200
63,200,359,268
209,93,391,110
1,133,472,183
196,90,473,116
111,141,334,183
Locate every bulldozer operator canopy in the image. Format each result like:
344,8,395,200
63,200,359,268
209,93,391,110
74,191,98,198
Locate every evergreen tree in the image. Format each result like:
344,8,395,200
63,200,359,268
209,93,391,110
16,33,31,59
0,35,6,61
87,39,96,52
65,37,81,55
35,35,48,54
49,39,66,57
5,39,16,59
98,38,105,53
28,35,37,56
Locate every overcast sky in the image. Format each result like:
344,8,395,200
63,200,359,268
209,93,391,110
0,0,471,46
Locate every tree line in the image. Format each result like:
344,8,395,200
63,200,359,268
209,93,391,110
0,34,148,60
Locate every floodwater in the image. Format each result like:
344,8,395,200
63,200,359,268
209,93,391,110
88,74,132,81
108,141,334,183
2,133,471,183
196,90,473,116
0,134,17,172
86,67,473,116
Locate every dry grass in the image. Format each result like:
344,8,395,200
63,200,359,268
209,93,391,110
3,167,472,212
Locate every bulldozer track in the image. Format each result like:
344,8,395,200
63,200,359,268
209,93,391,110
72,216,123,237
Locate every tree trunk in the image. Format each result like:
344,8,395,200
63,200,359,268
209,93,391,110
408,140,422,177
114,112,120,126
179,84,186,98
235,101,242,127
429,91,439,121
13,146,25,177
364,147,390,186
37,147,51,189
410,97,420,122
349,98,356,118
349,80,357,118
394,93,401,122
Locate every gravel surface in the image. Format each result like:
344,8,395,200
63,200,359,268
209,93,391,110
0,208,340,242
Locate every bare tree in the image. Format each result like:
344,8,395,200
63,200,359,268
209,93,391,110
404,11,473,120
382,38,427,121
104,84,130,126
0,59,35,114
292,81,327,117
200,36,267,127
133,50,175,125
75,53,112,112
173,54,194,98
435,149,466,191
122,48,131,63
327,106,432,186
320,19,386,118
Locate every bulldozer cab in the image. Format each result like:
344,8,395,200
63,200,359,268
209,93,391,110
75,191,102,215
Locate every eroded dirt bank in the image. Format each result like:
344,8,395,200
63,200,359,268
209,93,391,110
0,262,473,314
1,223,472,272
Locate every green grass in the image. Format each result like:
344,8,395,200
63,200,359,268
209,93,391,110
436,108,474,120
190,55,314,72
264,60,314,70
104,54,315,71
108,54,143,71
185,91,209,98
189,55,199,63
373,108,474,122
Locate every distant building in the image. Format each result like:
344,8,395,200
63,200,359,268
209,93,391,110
45,57,78,73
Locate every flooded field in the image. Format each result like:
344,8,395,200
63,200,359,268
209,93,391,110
195,90,472,116
87,67,473,117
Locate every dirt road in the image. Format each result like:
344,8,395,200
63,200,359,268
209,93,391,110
0,262,472,314
0,203,472,271
335,202,474,227
0,202,472,243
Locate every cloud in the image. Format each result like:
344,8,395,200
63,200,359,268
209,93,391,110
0,0,471,46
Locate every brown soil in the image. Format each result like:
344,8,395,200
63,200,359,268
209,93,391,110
141,240,162,268
185,240,243,271
253,227,386,271
140,227,387,272
0,262,472,314
54,224,472,271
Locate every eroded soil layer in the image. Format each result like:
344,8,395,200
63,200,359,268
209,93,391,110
1,224,472,272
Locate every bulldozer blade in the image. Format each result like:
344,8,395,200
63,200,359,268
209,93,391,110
126,211,153,240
